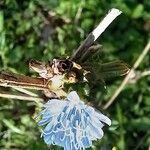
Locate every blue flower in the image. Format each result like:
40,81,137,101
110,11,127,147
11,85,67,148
38,91,111,150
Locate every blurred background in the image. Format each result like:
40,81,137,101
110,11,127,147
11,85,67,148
0,0,150,150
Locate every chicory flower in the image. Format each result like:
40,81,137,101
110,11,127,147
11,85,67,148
38,91,111,150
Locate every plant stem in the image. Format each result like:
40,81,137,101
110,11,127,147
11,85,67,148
103,40,150,110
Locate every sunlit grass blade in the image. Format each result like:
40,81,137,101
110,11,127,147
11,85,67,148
99,61,130,79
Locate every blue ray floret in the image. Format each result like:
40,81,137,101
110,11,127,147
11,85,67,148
38,91,111,150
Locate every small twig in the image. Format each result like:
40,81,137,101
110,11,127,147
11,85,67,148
129,69,150,83
13,87,38,97
0,93,43,102
133,133,149,150
0,71,48,90
74,5,83,24
103,40,150,110
140,70,150,77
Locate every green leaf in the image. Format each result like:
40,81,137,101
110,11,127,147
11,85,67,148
132,4,144,18
0,11,4,32
3,119,24,134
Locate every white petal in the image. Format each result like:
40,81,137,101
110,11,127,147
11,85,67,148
44,100,68,115
95,111,111,126
67,91,80,103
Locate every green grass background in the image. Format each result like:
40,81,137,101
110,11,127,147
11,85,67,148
0,0,150,150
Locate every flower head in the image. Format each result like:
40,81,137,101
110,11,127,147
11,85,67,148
38,91,111,150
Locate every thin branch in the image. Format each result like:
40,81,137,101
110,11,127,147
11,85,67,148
134,133,149,150
103,40,150,110
0,92,43,102
140,70,150,77
13,87,38,97
74,4,83,24
0,71,48,90
129,69,150,83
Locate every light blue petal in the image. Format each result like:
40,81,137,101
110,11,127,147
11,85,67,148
40,108,51,116
88,121,104,139
38,116,52,126
43,121,55,134
44,132,54,144
81,136,92,148
57,106,69,123
64,136,72,150
54,131,65,146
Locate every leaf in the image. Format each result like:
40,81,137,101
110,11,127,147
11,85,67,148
3,119,24,134
0,11,4,32
132,4,144,19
